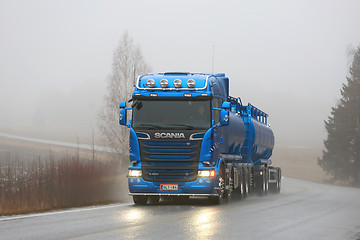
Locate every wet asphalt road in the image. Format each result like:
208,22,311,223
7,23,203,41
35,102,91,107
1,177,360,240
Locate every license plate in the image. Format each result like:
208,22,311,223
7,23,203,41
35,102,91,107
160,184,178,191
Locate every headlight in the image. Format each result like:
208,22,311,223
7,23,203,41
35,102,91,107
128,169,142,177
198,170,215,178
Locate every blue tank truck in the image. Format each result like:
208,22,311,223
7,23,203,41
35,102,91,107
119,72,281,204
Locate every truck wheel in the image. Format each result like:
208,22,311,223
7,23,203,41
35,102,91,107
242,168,248,198
133,196,148,205
230,167,235,193
276,170,281,193
256,170,268,196
249,167,254,192
239,170,244,196
269,168,281,193
219,163,228,199
263,171,269,195
276,180,281,193
220,177,229,199
269,182,277,193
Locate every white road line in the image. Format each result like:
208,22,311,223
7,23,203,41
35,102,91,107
0,132,117,153
0,202,132,222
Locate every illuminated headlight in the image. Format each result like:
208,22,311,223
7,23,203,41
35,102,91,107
128,169,142,177
160,79,169,88
146,79,155,88
187,79,195,88
198,170,215,178
173,79,182,88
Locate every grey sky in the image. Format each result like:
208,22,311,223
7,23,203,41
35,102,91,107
0,0,359,147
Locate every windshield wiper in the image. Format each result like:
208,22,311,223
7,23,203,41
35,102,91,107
136,124,163,130
166,124,195,130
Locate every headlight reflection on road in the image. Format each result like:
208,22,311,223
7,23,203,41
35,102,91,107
123,208,144,222
190,210,218,239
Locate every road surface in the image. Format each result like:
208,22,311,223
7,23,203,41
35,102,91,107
1,177,360,240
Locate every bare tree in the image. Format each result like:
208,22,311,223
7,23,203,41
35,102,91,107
99,32,151,158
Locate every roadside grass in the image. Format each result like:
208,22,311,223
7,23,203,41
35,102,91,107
0,152,128,216
272,145,327,183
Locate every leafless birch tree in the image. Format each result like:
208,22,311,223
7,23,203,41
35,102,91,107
99,32,151,158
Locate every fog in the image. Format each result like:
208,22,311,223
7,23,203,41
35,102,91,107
1,0,360,147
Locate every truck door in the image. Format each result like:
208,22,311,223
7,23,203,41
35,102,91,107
212,98,226,162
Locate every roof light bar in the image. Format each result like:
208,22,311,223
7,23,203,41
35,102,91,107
136,75,211,91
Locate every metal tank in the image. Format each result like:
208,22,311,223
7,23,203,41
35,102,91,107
241,103,275,163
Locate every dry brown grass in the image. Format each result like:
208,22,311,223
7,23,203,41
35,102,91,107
0,137,130,216
0,156,129,216
272,145,327,183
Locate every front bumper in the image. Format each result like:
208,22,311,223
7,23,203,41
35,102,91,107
128,176,219,196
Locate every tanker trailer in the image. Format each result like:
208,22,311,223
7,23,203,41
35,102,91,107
119,72,281,204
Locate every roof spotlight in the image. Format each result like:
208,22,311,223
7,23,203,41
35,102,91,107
187,79,195,88
173,79,182,88
160,79,169,88
146,79,155,88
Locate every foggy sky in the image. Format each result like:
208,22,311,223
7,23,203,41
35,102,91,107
1,0,360,147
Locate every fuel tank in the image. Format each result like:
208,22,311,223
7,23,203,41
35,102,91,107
225,105,274,162
248,118,274,160
225,111,246,155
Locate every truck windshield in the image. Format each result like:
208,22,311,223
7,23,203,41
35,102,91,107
132,100,211,130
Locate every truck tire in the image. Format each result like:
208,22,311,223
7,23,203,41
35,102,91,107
133,196,148,205
269,167,281,193
249,167,255,192
276,169,281,193
230,167,235,192
242,168,249,197
254,169,268,196
239,168,244,196
269,182,277,193
219,163,228,199
263,170,269,195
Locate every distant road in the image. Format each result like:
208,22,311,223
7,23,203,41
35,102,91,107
1,178,360,240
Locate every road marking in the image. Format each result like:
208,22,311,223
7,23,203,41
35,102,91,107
0,132,117,153
0,203,132,222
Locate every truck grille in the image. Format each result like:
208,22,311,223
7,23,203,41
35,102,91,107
139,140,201,182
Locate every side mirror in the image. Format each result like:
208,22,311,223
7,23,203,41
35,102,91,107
120,101,126,109
222,101,231,110
119,101,131,127
119,108,127,126
220,109,229,126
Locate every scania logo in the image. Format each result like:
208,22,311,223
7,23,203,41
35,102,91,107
154,132,186,139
